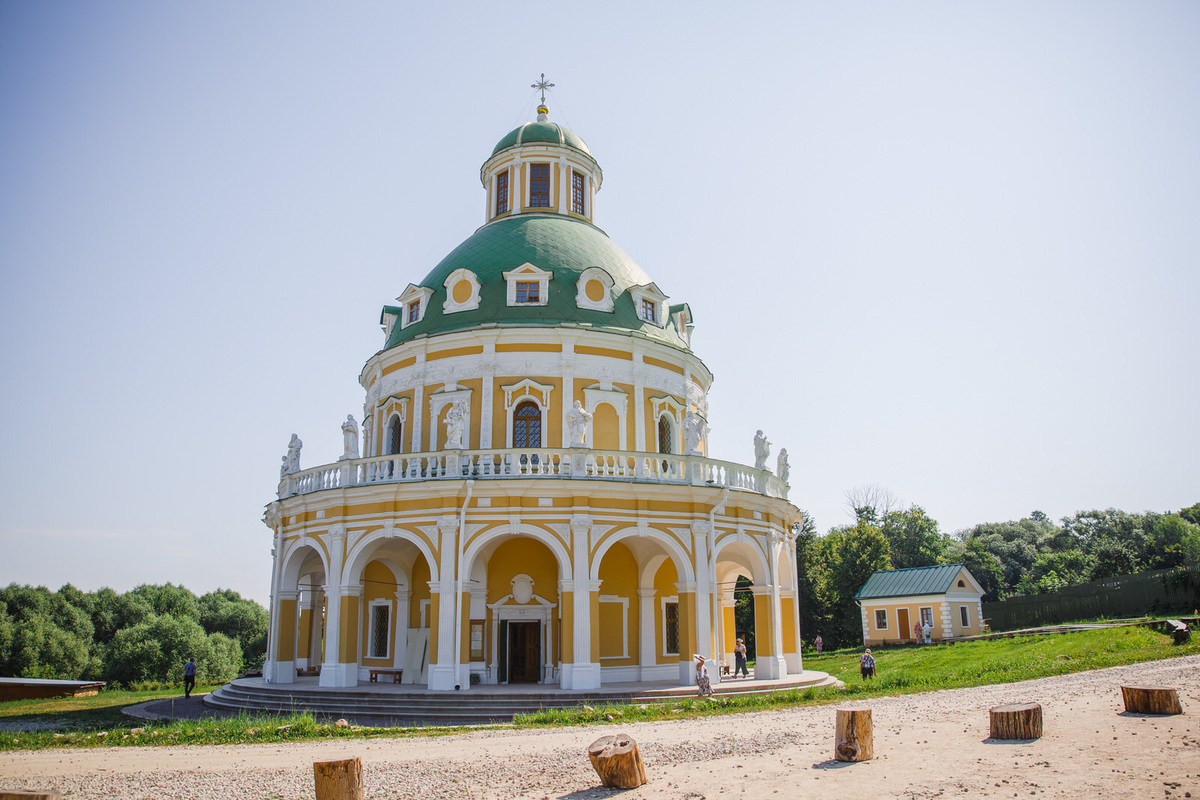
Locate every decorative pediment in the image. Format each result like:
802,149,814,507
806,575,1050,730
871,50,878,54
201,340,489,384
502,262,553,307
442,268,481,314
630,282,669,327
575,266,615,312
396,283,435,329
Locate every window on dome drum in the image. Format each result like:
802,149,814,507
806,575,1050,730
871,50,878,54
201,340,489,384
515,281,540,303
407,301,421,324
640,299,657,323
513,401,542,448
571,171,585,214
875,609,888,630
386,416,402,455
529,163,550,207
495,171,509,215
370,605,389,659
657,415,673,455
664,602,679,655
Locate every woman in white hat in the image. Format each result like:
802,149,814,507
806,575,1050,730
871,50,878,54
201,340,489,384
694,654,714,696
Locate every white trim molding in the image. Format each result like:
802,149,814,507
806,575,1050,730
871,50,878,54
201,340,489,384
442,268,482,314
575,266,615,312
502,262,552,307
397,283,435,329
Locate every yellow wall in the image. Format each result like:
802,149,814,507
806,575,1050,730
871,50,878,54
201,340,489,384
677,592,696,662
297,607,313,661
597,541,638,665
753,594,773,656
409,553,431,628
360,560,396,666
781,597,796,653
652,559,679,661
486,537,561,669
276,598,296,661
723,605,736,656
560,591,574,662
592,404,620,450
337,595,359,663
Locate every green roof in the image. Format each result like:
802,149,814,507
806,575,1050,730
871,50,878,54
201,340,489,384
492,122,591,156
855,564,969,600
382,214,689,351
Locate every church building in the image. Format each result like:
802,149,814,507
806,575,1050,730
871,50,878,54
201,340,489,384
261,87,804,691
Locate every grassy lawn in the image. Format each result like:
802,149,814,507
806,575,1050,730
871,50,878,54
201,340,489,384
2,626,1195,752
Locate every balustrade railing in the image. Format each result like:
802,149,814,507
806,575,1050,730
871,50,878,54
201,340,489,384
280,448,788,500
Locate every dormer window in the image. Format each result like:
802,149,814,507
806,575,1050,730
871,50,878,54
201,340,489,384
503,262,552,307
395,283,435,329
530,163,550,208
630,282,669,328
496,171,509,215
572,171,585,215
641,299,657,323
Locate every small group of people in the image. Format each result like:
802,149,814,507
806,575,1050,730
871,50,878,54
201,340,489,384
913,619,933,644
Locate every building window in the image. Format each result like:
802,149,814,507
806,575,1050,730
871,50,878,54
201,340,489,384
370,604,390,659
515,281,540,304
513,401,542,448
529,163,550,207
496,171,509,215
407,301,421,324
919,607,933,626
386,416,402,455
657,415,674,455
875,609,888,630
571,171,585,214
640,298,657,322
663,601,679,655
959,606,969,628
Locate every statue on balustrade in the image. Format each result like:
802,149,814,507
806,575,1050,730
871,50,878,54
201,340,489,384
567,400,593,447
753,429,771,470
683,409,707,455
444,401,466,449
340,414,359,460
776,448,790,484
284,434,303,474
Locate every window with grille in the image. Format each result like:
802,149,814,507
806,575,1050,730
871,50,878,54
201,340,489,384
515,281,540,303
657,415,673,455
513,401,541,448
387,416,402,455
371,604,389,658
407,301,421,323
640,299,657,322
875,609,888,629
571,171,585,214
664,601,679,655
496,171,509,215
529,164,550,207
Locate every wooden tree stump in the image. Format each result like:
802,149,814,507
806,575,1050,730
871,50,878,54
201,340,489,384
989,702,1043,739
834,708,874,762
588,733,647,789
313,757,364,800
0,792,63,800
1121,685,1183,715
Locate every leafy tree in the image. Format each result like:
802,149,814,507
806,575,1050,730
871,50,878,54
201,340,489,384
1179,503,1200,527
960,515,1060,597
792,512,829,648
198,589,268,668
1144,513,1200,570
89,587,155,647
1088,538,1140,581
947,537,1005,601
817,520,891,648
130,583,199,621
844,484,901,526
105,613,240,686
1016,551,1094,595
880,505,946,569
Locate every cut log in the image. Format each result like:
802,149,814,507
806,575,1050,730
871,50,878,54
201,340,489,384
834,708,874,762
588,733,648,789
313,757,364,800
1167,619,1190,644
0,792,63,800
1120,685,1183,715
989,702,1043,739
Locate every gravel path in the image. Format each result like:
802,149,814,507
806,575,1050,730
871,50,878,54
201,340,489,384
2,655,1198,799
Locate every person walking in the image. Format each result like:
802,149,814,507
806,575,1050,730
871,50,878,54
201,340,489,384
733,637,749,678
859,649,876,680
814,634,823,654
922,620,932,645
183,657,197,698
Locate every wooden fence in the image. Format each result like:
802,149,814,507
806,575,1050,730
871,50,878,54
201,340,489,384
982,566,1200,632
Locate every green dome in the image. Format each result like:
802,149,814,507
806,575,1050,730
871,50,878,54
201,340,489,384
492,121,591,156
383,215,686,350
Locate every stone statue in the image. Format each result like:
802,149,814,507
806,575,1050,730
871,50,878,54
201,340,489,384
279,455,288,481
753,429,770,470
443,401,466,449
285,433,303,474
341,414,359,460
567,400,593,447
776,448,790,484
683,409,707,455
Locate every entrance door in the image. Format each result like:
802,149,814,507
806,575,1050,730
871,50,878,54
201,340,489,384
897,608,910,642
507,621,541,683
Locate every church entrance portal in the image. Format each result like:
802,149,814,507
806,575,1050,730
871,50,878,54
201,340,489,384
505,621,541,683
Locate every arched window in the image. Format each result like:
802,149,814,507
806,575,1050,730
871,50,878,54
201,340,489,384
513,401,542,448
386,416,402,455
658,415,674,454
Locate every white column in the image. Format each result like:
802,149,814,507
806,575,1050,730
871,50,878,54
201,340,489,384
786,534,803,674
319,526,348,686
480,353,495,448
394,589,410,671
637,587,657,680
690,522,713,661
428,517,460,690
411,381,425,453
558,158,568,215
263,525,284,683
563,516,600,689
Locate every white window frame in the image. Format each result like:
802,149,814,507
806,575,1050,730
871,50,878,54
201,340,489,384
501,378,553,447
661,595,680,656
582,385,628,449
575,266,615,312
919,606,933,627
503,262,552,307
377,396,408,457
959,605,969,628
396,284,435,329
629,282,668,328
874,608,888,630
419,599,430,629
598,595,630,660
650,395,685,453
367,600,391,660
442,268,481,314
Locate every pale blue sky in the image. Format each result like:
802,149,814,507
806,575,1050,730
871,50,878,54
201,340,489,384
2,2,1197,606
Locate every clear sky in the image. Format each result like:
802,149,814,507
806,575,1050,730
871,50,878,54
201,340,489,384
2,2,1197,607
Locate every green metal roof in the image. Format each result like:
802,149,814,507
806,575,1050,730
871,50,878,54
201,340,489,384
492,122,591,156
382,214,690,351
855,564,968,600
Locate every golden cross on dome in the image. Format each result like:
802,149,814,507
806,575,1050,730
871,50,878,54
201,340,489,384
531,73,555,105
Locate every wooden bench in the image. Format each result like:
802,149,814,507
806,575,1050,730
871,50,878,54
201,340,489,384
369,668,403,684
1166,619,1190,644
296,666,321,677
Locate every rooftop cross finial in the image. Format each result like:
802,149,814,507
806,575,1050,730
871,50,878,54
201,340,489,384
531,73,555,105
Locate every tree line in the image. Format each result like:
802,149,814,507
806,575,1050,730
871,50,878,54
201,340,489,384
787,493,1200,651
0,583,267,687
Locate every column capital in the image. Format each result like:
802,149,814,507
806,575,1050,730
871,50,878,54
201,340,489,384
327,524,347,541
750,584,775,596
674,581,698,594
638,588,657,600
558,579,574,594
338,584,364,598
437,515,458,534
277,590,299,602
570,514,592,536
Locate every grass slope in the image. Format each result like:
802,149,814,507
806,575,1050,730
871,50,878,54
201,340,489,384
1,626,1194,751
